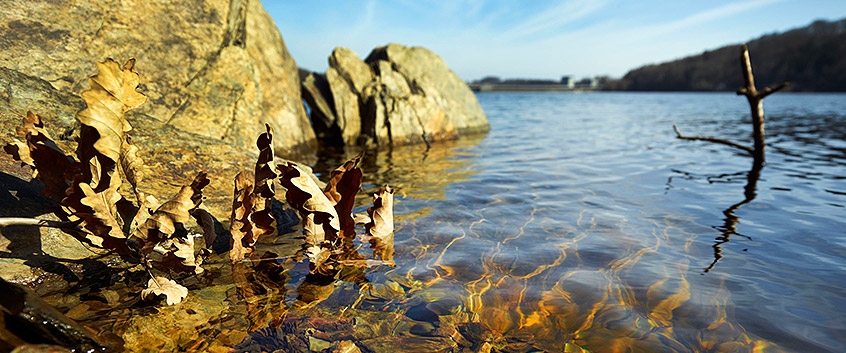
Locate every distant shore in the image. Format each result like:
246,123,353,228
469,83,598,92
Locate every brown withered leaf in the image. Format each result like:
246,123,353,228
191,207,217,249
62,59,147,253
3,140,33,166
131,172,209,255
67,170,126,251
130,193,160,235
364,185,395,267
76,58,145,163
229,171,254,263
365,185,394,240
120,135,145,203
322,152,363,238
278,162,341,272
278,162,340,240
248,125,277,246
3,111,78,202
229,126,278,263
155,235,203,275
141,276,188,305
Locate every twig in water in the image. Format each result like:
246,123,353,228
673,124,754,154
0,217,81,229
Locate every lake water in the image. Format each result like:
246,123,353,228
44,92,843,352
300,92,846,352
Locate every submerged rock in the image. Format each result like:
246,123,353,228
0,278,121,351
302,44,489,147
0,0,315,155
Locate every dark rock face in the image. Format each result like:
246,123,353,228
0,0,315,155
302,44,489,147
300,70,339,142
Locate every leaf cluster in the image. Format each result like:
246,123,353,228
2,58,396,306
4,59,212,304
243,149,395,276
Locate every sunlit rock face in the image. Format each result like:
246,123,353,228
0,0,315,155
303,44,490,147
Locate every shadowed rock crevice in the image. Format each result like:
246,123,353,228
301,44,489,148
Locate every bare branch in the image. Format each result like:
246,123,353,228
758,82,789,99
673,124,755,154
739,44,757,98
0,217,81,229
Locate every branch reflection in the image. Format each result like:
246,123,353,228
704,160,763,273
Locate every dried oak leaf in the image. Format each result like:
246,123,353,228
64,162,126,251
120,135,146,203
3,111,78,202
142,276,188,305
322,152,363,239
191,207,217,249
229,125,278,263
278,162,340,268
75,58,144,163
129,193,161,236
131,172,209,267
155,234,203,275
365,185,394,239
229,171,255,263
62,59,146,253
365,185,395,266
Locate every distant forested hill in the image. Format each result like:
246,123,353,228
621,18,846,92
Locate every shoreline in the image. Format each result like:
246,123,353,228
469,83,598,92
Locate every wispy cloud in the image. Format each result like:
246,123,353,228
627,0,785,42
500,0,609,41
351,0,377,36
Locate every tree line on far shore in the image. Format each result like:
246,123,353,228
472,18,846,92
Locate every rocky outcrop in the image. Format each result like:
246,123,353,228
300,70,339,141
0,0,315,155
302,44,489,147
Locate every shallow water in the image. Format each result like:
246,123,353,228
305,92,846,352
45,92,845,352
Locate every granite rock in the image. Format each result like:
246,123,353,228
302,44,488,147
0,0,315,155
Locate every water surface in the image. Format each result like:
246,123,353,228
304,92,846,352
53,92,844,352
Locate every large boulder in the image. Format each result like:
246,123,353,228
303,44,488,146
365,44,489,140
0,0,315,155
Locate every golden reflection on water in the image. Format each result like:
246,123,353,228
308,138,787,352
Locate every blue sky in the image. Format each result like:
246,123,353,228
266,0,846,81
